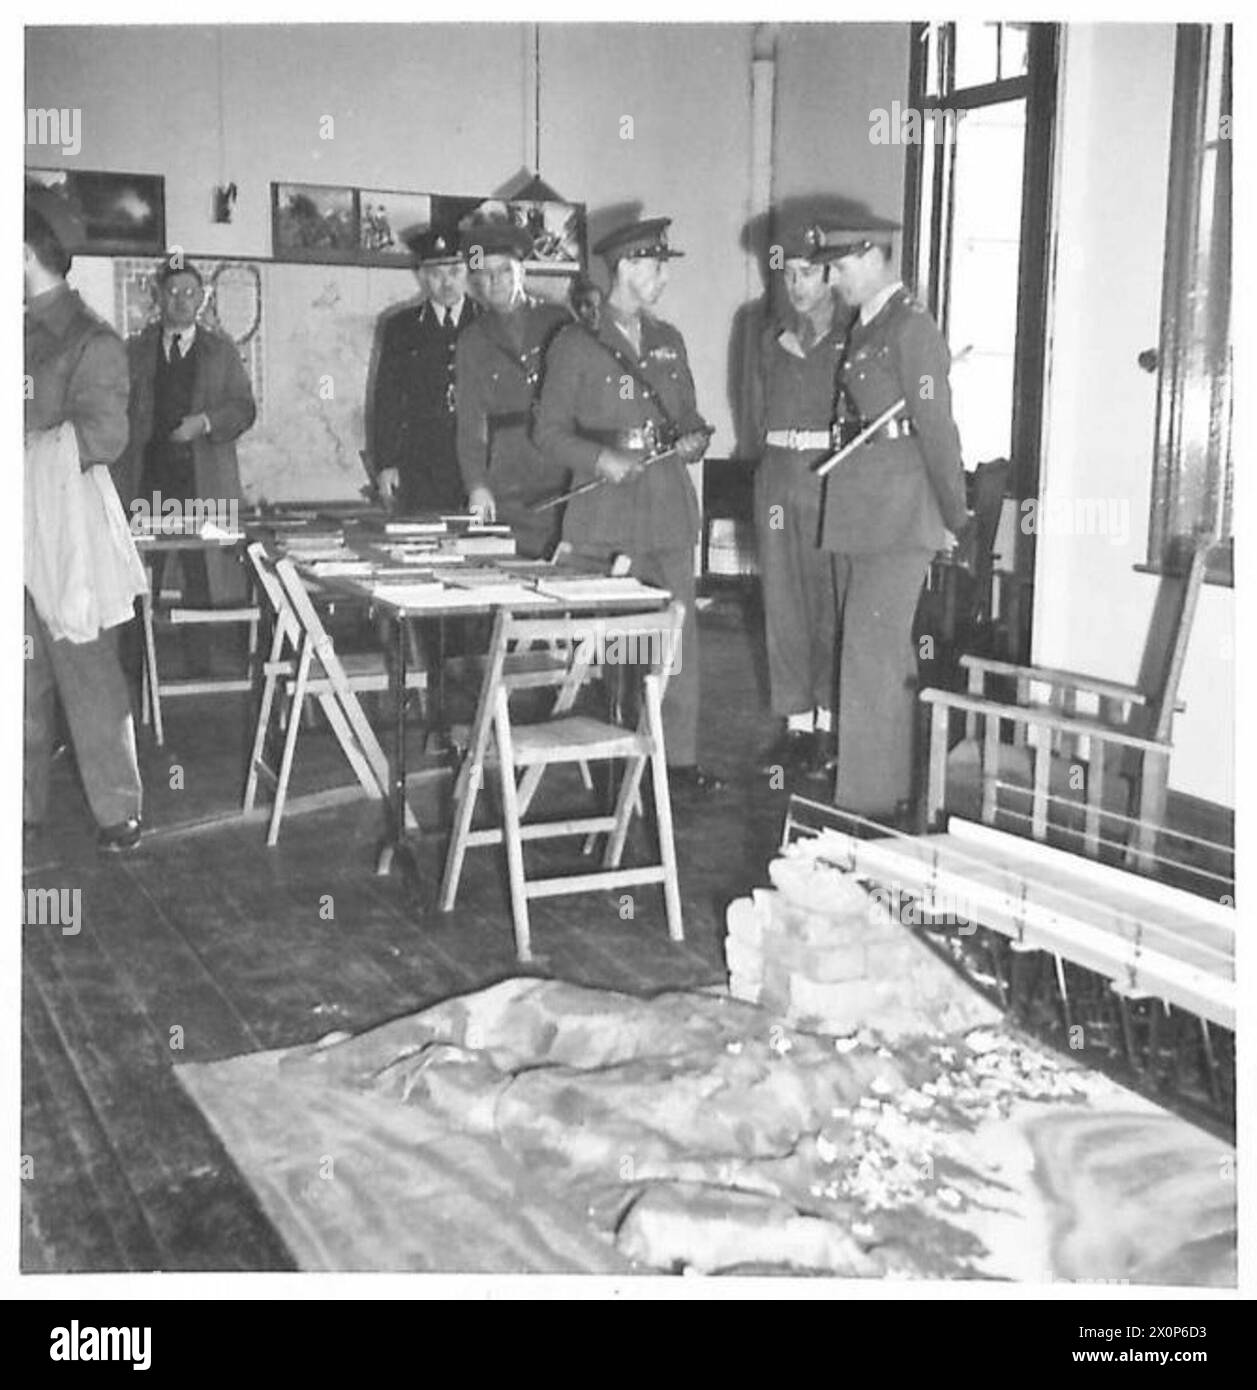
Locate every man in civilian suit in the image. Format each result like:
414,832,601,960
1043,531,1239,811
120,255,256,624
371,228,478,512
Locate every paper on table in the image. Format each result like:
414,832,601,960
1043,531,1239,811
445,583,555,605
452,536,516,556
370,583,556,610
283,545,353,562
368,566,444,581
305,559,375,576
384,520,448,536
535,576,667,601
200,520,245,541
386,548,465,565
445,567,536,588
369,584,471,609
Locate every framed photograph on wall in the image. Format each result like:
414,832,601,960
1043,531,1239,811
432,194,489,237
272,182,357,263
471,197,585,273
26,167,166,256
357,189,434,264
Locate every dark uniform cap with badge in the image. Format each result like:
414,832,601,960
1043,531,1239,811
460,219,534,262
25,184,86,256
778,221,828,264
812,212,903,262
404,226,463,266
593,217,684,267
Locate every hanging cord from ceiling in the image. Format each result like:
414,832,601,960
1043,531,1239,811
533,24,542,174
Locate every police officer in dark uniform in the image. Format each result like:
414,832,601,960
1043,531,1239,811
814,219,971,821
747,218,849,777
534,216,723,797
455,220,571,557
371,228,478,512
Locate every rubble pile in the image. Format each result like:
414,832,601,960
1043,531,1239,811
814,1028,1106,1221
724,831,999,1040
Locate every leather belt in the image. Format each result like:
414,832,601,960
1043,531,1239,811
766,419,916,452
765,428,831,451
578,427,656,452
835,416,916,447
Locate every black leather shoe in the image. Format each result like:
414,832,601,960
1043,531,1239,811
668,765,727,797
97,816,142,854
758,729,815,775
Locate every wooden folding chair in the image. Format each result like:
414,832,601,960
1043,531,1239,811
439,601,685,962
242,542,422,845
922,457,1011,650
920,539,1210,870
138,549,261,748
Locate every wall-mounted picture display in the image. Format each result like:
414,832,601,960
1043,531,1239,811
433,194,492,237
272,182,357,262
357,189,435,263
357,191,496,266
26,167,166,255
479,198,585,272
272,182,586,272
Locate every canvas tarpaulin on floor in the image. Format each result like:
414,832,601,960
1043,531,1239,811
176,977,1236,1279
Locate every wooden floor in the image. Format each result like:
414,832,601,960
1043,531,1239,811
21,592,786,1272
20,589,1233,1272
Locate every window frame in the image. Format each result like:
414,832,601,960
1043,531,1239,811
1148,23,1232,587
903,21,1059,661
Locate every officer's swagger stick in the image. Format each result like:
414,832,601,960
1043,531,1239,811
532,424,715,511
812,344,972,480
811,400,905,479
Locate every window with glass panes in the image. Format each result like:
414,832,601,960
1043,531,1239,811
1149,23,1232,585
904,22,1058,657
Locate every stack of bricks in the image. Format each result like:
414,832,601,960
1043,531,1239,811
724,834,999,1041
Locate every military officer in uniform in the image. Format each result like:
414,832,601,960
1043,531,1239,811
813,220,970,821
371,228,478,512
534,216,723,797
455,220,571,557
747,218,849,778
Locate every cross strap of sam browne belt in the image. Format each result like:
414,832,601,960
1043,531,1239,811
577,322,680,443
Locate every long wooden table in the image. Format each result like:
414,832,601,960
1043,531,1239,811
250,508,672,898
